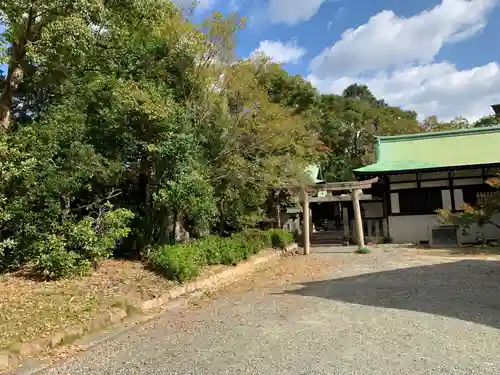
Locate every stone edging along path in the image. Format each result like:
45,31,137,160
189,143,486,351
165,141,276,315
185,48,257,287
0,244,298,371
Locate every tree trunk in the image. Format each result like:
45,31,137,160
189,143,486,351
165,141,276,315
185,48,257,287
276,190,281,228
219,200,225,235
172,210,178,243
138,160,152,247
0,43,26,130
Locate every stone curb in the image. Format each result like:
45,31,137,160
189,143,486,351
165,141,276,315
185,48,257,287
0,243,298,372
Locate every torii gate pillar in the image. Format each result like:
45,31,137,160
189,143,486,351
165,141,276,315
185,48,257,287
352,188,365,248
302,189,311,255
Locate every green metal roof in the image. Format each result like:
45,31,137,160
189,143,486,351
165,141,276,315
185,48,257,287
355,126,500,174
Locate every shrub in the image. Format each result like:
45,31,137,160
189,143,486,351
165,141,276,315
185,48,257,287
35,250,93,280
67,208,134,266
219,237,248,265
148,244,200,282
237,229,272,254
147,229,296,282
195,236,225,265
33,235,92,279
355,247,371,254
268,229,294,249
31,207,134,279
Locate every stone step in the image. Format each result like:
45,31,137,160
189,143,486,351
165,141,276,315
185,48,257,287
311,231,345,245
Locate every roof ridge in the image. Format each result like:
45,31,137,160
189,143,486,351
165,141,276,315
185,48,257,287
378,125,500,143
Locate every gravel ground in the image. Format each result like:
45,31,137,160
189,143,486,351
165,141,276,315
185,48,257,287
15,247,500,375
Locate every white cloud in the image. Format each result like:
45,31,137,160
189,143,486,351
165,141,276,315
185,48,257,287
267,0,327,25
251,40,306,64
307,0,500,120
308,62,500,121
172,0,215,12
310,0,496,79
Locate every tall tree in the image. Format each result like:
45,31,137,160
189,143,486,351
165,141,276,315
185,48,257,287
343,84,387,108
317,88,421,181
0,0,109,129
0,1,322,277
422,115,471,132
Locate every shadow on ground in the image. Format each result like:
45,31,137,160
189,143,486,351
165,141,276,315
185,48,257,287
284,259,500,329
427,247,500,256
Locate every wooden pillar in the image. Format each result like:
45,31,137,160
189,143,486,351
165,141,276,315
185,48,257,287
375,219,381,238
303,189,311,255
342,206,350,245
352,189,365,248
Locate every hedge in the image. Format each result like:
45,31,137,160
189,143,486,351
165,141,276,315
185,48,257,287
146,229,294,282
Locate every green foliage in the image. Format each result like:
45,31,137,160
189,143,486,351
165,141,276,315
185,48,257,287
422,115,472,132
239,229,274,253
146,229,293,281
0,105,134,277
473,115,500,128
355,247,371,254
34,244,92,280
268,229,294,249
438,178,500,233
0,0,466,281
148,243,200,282
16,208,133,279
316,86,421,181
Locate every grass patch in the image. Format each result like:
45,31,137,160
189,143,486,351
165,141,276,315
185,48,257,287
355,247,371,254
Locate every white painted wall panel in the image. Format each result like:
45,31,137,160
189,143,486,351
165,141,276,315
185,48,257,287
388,213,500,244
390,193,400,214
454,189,464,209
441,190,452,210
460,213,500,243
388,215,438,244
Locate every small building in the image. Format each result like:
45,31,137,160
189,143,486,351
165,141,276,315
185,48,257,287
354,126,500,245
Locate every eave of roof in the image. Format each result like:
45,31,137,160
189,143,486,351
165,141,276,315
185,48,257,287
354,126,500,175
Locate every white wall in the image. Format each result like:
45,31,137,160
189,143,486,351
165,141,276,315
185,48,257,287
388,214,500,244
461,213,500,243
389,215,438,244
386,168,500,244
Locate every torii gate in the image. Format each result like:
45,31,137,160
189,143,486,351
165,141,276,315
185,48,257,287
283,177,378,255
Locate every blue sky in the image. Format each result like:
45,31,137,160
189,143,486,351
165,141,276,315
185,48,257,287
180,0,500,120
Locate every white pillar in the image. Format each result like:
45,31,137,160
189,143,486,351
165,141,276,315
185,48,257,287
352,189,365,248
303,189,310,255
